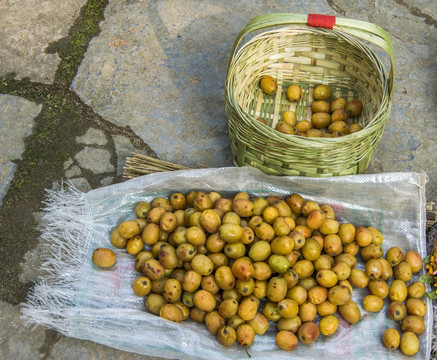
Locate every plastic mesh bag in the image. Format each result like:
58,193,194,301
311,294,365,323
21,167,432,359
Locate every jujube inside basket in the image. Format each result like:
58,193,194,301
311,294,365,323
225,13,394,177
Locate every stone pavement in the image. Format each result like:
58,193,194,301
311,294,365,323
0,0,436,359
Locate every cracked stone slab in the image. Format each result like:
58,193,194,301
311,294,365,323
76,128,108,146
100,176,114,187
69,177,92,193
112,135,137,176
0,0,87,84
72,1,333,170
0,297,163,360
72,0,437,201
65,165,82,179
0,95,42,206
19,212,48,284
63,158,74,170
0,300,47,359
333,0,437,201
0,162,16,207
48,336,163,360
74,147,114,174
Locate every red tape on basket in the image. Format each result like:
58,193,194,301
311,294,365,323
307,14,336,29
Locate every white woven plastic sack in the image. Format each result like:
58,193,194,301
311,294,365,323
21,167,432,360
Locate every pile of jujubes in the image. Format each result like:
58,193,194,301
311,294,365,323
259,76,364,137
92,190,426,355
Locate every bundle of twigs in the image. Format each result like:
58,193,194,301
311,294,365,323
122,153,192,179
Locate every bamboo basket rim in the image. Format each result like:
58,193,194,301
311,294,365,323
224,14,394,176
226,28,392,140
226,16,393,139
228,13,394,94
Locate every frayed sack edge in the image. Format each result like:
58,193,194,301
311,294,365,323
20,181,93,333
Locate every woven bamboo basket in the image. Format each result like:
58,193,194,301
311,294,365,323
225,13,394,176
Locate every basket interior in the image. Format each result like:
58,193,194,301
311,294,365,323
231,28,384,131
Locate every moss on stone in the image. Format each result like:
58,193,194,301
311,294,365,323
0,0,108,304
